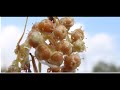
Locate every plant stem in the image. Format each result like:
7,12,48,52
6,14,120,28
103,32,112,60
38,62,41,72
29,53,38,72
16,17,28,51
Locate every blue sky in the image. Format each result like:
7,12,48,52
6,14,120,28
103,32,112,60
2,17,120,36
2,17,120,48
1,17,120,72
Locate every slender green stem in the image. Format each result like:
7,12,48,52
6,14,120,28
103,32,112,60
38,62,41,72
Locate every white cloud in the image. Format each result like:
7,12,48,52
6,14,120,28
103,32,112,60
0,48,1,72
0,26,23,68
0,17,1,72
70,22,120,72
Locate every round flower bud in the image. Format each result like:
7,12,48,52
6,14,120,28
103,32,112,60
32,22,39,30
71,28,84,42
38,19,55,33
28,31,43,48
60,17,74,29
58,40,72,55
72,39,85,52
35,44,52,61
53,25,67,40
64,54,81,71
49,51,63,66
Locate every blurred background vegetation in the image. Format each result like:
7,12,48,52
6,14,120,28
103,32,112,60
93,61,120,72
1,67,7,72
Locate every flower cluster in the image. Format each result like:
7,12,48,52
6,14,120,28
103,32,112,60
8,17,86,73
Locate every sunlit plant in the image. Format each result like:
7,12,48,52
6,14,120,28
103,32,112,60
7,17,86,73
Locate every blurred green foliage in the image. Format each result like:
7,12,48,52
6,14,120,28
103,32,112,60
93,61,120,72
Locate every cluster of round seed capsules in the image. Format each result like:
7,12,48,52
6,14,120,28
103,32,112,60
27,17,86,72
